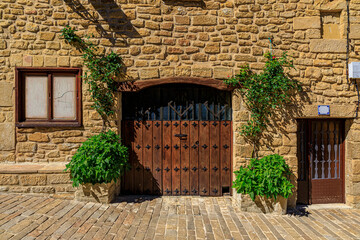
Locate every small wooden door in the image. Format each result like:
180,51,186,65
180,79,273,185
121,84,232,196
297,120,345,204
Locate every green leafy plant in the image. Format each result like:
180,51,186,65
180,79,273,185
224,52,302,152
65,130,129,187
61,26,123,127
232,154,294,201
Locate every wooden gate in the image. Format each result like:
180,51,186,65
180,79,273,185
297,119,345,204
121,84,232,196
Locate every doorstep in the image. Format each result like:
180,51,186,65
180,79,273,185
297,204,352,210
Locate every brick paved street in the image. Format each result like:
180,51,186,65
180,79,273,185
0,194,359,240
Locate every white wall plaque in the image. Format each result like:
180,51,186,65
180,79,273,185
318,105,330,115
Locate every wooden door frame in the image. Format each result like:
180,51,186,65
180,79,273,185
119,78,234,196
299,119,346,204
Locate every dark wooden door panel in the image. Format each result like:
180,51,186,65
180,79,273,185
180,121,190,195
199,121,210,196
122,121,232,196
172,121,181,195
152,121,162,195
121,121,132,194
210,121,220,196
162,121,172,195
143,121,153,194
220,121,231,194
133,121,143,194
189,121,199,195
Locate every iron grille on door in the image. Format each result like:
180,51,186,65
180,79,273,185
122,84,232,121
121,84,232,196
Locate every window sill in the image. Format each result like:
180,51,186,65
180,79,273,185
15,121,82,128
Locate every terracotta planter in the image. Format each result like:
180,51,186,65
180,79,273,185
233,192,288,215
75,179,120,204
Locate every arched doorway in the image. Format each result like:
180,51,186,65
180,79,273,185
120,79,233,196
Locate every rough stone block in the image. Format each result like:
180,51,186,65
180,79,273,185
175,16,190,25
52,130,82,138
39,32,55,41
31,186,55,193
17,142,37,153
0,175,19,185
46,150,60,158
44,56,57,67
310,39,347,53
19,175,47,186
28,132,49,142
33,56,44,67
139,68,159,79
293,17,321,30
0,82,13,107
8,186,30,193
204,43,220,54
192,67,212,78
193,15,217,26
0,123,15,151
214,67,233,79
47,173,72,184
58,56,70,67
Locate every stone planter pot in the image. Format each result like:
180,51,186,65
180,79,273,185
233,192,287,215
75,179,120,204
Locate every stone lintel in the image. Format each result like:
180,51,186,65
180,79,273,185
294,104,356,119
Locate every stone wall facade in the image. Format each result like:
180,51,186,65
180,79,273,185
0,0,360,207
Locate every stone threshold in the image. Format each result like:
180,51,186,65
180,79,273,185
306,204,352,210
0,163,68,174
297,204,352,210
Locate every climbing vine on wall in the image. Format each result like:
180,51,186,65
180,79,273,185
60,26,123,128
225,52,302,153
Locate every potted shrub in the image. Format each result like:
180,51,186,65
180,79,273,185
65,130,129,203
232,154,294,214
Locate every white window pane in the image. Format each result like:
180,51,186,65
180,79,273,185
53,75,76,120
25,75,48,119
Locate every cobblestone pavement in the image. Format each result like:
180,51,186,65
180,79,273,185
0,194,360,240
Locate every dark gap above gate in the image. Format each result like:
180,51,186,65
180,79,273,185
122,84,232,121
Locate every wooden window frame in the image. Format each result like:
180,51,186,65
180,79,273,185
15,67,82,128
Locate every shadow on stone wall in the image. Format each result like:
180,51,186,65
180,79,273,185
262,90,311,153
64,0,141,46
162,0,206,8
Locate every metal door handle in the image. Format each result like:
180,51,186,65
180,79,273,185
175,134,187,138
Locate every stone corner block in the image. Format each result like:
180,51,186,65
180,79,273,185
350,24,360,39
293,17,321,30
0,123,15,151
310,39,347,53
